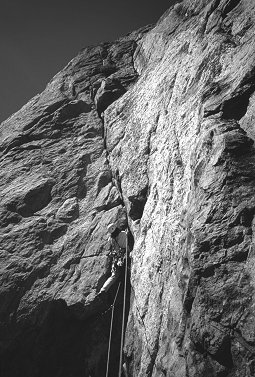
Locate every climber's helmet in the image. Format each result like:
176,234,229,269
107,223,116,234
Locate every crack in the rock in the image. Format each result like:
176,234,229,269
222,0,242,19
203,66,255,122
100,114,125,207
210,320,255,356
200,0,221,34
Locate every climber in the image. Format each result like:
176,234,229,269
99,223,128,295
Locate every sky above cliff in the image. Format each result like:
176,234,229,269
0,0,172,124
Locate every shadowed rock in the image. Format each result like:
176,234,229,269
94,78,126,115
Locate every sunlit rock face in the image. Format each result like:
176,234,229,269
104,0,255,376
1,0,255,376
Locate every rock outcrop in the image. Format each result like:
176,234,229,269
1,1,255,376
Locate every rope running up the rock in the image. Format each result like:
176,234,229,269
118,230,129,377
105,281,121,377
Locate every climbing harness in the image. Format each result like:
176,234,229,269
118,230,129,377
105,281,121,377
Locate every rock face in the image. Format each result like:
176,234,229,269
1,1,255,376
0,27,150,377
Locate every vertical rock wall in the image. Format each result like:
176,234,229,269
0,28,150,377
1,0,255,376
104,0,255,376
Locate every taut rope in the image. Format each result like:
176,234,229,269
118,230,128,377
105,282,121,377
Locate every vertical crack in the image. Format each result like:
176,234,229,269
100,111,137,376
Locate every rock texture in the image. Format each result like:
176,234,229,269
0,27,150,377
1,1,255,376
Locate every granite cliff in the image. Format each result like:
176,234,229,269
1,0,255,376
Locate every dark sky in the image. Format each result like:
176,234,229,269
0,0,171,123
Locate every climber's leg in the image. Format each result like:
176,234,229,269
99,268,120,293
122,362,128,377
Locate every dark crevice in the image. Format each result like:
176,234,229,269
228,249,249,263
113,169,123,198
100,112,126,212
222,0,241,19
222,67,255,120
182,273,198,314
76,154,91,199
203,86,255,122
229,206,255,227
221,91,253,120
53,100,92,123
93,78,126,116
199,264,216,278
211,336,233,369
128,185,148,221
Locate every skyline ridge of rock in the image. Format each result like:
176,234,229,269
1,1,255,376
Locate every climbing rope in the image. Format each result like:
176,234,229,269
118,229,129,377
105,281,121,377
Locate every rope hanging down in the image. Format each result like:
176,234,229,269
105,282,121,377
118,230,129,377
